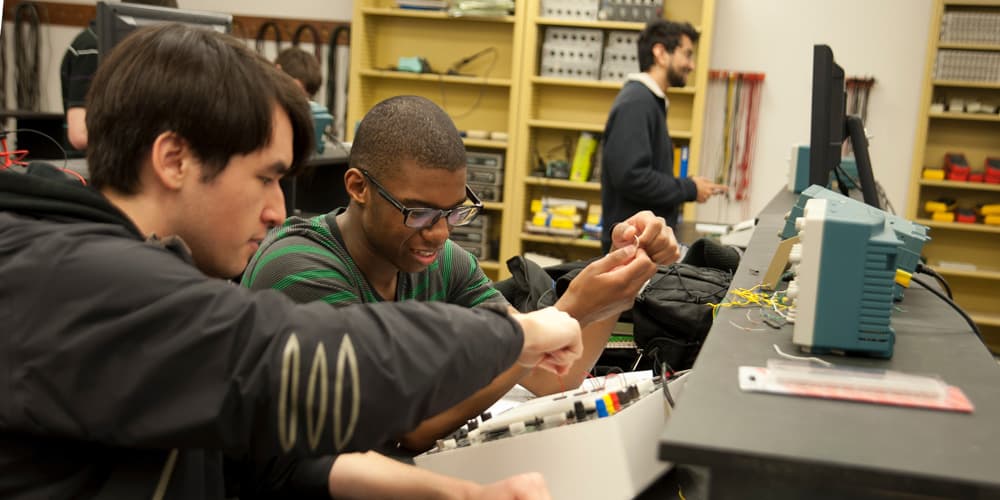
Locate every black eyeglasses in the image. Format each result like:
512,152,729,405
361,169,483,229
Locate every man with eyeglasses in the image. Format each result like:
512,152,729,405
243,95,681,453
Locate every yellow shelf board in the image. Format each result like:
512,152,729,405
532,76,623,90
527,118,691,139
933,79,1000,89
528,119,604,133
360,7,515,22
463,138,508,149
478,260,501,271
358,68,511,87
525,176,602,191
937,41,1000,51
535,17,700,32
928,111,1000,122
943,0,1000,7
530,76,696,94
536,17,646,30
915,218,1000,234
919,179,1000,192
520,232,602,248
482,201,504,211
669,86,698,95
970,312,1000,327
930,265,1000,281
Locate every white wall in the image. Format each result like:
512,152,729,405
1,0,353,114
699,0,933,222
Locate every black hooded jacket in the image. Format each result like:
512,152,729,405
0,165,524,498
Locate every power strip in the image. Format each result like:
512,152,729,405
415,377,675,499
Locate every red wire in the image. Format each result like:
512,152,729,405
1,134,86,185
737,77,757,201
61,168,87,185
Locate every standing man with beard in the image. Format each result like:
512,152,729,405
600,20,727,253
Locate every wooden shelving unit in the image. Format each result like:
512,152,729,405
348,1,715,279
505,0,716,264
906,0,1000,351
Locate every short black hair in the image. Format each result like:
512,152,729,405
350,95,466,181
86,24,314,194
637,20,700,72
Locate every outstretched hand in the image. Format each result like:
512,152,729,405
512,307,582,376
555,243,657,326
610,211,681,265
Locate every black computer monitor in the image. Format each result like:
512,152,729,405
808,44,880,209
96,1,233,61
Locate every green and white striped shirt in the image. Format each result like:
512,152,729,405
242,209,506,309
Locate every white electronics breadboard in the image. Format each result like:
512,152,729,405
414,377,676,499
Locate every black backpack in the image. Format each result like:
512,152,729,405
495,238,736,372
630,263,731,371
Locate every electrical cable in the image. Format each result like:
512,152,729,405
910,274,985,347
656,356,676,407
14,1,42,111
255,21,283,56
1,126,77,183
771,344,833,367
704,71,764,221
834,163,893,213
703,72,726,185
326,25,350,137
915,263,952,300
15,128,69,170
876,180,895,214
438,47,497,120
292,23,322,61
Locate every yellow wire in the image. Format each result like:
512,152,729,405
707,285,788,318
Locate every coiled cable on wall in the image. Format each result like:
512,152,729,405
14,1,42,111
326,25,350,138
292,23,322,62
326,25,349,114
255,21,283,56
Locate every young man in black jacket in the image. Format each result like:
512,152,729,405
0,24,581,499
600,20,728,252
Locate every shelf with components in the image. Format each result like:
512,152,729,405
348,0,528,280
504,0,716,263
918,178,1000,191
907,0,1000,348
359,6,515,22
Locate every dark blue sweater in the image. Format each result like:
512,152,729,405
600,80,696,249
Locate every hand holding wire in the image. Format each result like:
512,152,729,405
611,211,681,265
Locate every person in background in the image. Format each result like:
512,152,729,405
600,20,728,252
275,46,323,99
60,0,179,151
243,94,681,453
3,24,580,499
274,46,336,156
